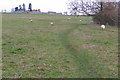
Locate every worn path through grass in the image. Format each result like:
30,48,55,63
2,14,118,78
59,23,102,78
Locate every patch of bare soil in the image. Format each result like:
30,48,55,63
67,45,76,51
82,44,96,49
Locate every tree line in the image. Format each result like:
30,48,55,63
15,3,32,12
68,0,120,27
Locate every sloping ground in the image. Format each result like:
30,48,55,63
60,23,118,78
2,14,118,78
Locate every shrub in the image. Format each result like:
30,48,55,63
93,2,119,27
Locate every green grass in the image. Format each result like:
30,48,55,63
2,13,118,78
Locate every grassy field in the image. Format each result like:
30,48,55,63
2,13,118,78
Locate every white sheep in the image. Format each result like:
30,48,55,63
79,20,82,21
29,18,31,20
101,25,105,30
50,22,53,25
28,18,32,22
68,18,71,20
30,19,33,22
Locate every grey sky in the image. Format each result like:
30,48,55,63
0,0,69,12
0,0,118,12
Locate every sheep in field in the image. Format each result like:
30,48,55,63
50,22,53,25
68,18,71,20
30,19,33,22
29,18,32,22
29,18,31,20
101,25,105,30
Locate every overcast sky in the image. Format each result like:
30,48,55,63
0,0,118,13
0,0,69,13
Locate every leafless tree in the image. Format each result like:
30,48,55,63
68,0,101,16
68,0,118,16
68,0,80,15
118,1,120,26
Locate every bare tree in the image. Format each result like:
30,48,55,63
93,1,119,26
68,0,96,16
68,0,80,15
28,3,32,11
68,0,114,16
23,3,26,11
19,5,22,10
118,1,120,26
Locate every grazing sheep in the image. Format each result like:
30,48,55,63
50,22,53,25
28,18,32,22
101,25,105,30
30,19,33,22
79,20,82,21
29,18,31,20
68,18,71,20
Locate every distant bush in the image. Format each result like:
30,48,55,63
118,2,120,27
93,2,119,27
